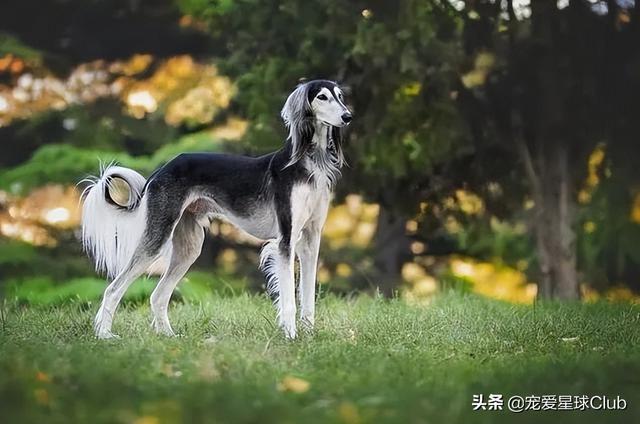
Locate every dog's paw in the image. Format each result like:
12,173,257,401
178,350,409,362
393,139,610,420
151,319,177,337
280,322,297,340
96,330,121,340
300,319,315,337
300,316,315,333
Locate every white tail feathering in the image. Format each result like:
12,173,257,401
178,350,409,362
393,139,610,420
81,165,147,279
259,239,281,303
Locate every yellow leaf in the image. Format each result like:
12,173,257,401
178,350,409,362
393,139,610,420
401,82,422,97
475,52,496,69
134,416,160,424
631,193,640,223
583,221,596,233
402,262,426,283
278,376,310,393
35,371,50,383
461,70,487,88
338,402,361,424
34,388,49,406
336,263,353,278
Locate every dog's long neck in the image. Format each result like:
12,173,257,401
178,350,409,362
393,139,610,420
305,121,343,188
313,123,330,150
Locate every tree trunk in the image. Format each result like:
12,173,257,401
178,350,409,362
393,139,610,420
527,142,580,300
372,205,411,298
516,2,579,300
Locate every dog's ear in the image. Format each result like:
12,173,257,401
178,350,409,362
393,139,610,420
281,83,314,167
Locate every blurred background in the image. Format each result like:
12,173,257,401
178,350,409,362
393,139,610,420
1,0,639,306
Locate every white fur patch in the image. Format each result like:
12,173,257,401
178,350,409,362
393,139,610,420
81,166,148,279
259,239,281,302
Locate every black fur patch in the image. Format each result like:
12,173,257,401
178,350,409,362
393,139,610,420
305,80,341,103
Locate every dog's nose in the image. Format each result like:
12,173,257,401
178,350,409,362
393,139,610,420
341,113,352,124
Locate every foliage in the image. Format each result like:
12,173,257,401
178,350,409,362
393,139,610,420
0,133,226,194
1,0,640,297
0,239,92,282
1,294,639,423
578,178,640,288
0,238,38,265
453,1,640,295
3,272,248,306
180,0,472,200
0,33,42,62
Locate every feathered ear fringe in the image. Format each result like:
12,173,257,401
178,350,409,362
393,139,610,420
281,83,315,167
330,125,346,168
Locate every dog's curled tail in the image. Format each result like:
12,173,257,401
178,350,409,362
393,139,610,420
81,165,147,279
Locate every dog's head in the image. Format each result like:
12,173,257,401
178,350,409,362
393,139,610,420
281,80,351,165
306,80,352,127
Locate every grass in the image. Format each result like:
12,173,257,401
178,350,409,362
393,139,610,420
0,292,639,424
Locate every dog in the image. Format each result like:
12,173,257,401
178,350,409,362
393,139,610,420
81,80,352,339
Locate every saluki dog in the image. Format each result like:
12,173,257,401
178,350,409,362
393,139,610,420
81,80,352,339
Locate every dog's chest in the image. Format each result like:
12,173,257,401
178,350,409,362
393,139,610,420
290,183,330,226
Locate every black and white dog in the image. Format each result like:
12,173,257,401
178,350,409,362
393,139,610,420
81,80,352,339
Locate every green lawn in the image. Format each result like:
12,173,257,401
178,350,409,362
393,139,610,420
0,293,639,423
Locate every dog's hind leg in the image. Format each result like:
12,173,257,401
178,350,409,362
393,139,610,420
150,212,204,336
94,199,182,339
94,248,158,339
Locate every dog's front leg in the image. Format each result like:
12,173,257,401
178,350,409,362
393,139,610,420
297,193,329,331
272,184,315,339
297,225,322,331
275,241,297,339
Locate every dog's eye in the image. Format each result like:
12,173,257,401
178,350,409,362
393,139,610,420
317,94,328,101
